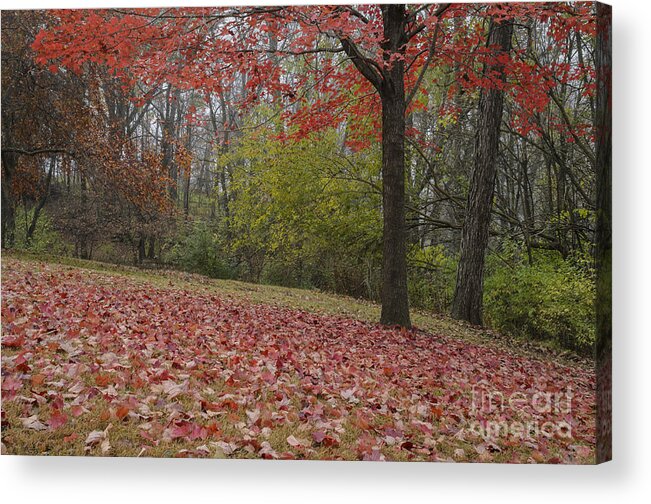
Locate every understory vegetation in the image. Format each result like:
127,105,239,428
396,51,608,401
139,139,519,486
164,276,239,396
11,210,596,353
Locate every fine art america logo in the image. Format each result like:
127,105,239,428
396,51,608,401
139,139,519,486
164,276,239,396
465,386,574,440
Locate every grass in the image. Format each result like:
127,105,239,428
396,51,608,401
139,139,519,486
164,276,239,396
2,250,591,369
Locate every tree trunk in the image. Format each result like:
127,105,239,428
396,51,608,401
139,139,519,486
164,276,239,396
78,171,90,260
378,5,411,327
146,236,156,260
183,171,191,216
595,1,612,464
183,123,192,217
1,151,17,249
162,85,179,203
137,234,146,265
379,92,410,326
26,158,54,244
335,5,413,327
452,19,513,325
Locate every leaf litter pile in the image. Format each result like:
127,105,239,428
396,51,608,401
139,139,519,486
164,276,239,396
1,259,595,462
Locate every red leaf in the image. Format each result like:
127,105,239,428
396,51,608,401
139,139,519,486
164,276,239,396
31,373,46,387
70,405,85,418
219,399,239,411
95,373,112,387
0,257,598,463
169,422,194,440
1,375,23,392
313,431,339,447
14,352,31,372
261,370,275,384
2,335,25,348
115,405,130,420
47,410,68,430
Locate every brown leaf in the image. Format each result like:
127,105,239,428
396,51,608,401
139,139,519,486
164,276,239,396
20,415,47,431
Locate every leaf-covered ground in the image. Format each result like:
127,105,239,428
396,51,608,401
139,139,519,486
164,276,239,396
1,257,595,462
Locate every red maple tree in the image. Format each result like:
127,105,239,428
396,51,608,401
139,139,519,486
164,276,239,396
33,3,596,326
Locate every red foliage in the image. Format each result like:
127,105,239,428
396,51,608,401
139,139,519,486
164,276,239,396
31,3,597,148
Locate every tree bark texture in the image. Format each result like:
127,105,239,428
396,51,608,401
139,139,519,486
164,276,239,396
1,151,17,248
379,5,411,327
452,19,513,325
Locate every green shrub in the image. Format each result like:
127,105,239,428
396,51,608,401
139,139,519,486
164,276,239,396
483,251,596,352
407,244,457,312
13,207,71,256
261,257,310,289
167,222,235,279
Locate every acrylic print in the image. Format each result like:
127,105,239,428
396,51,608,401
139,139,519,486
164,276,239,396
1,2,611,463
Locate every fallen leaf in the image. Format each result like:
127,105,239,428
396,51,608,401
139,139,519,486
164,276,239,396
47,410,68,430
287,435,309,448
20,415,47,431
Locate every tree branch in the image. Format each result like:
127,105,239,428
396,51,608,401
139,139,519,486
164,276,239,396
406,21,442,106
405,3,451,41
2,147,73,157
337,36,384,92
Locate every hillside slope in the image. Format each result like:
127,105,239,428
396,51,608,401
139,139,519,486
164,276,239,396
1,256,595,462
